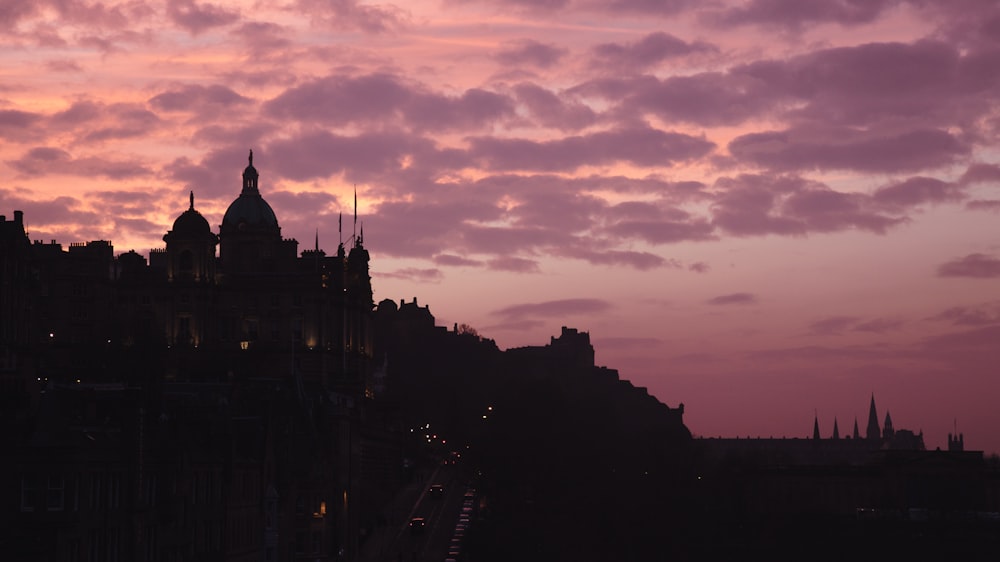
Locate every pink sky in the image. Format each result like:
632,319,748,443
3,0,1000,453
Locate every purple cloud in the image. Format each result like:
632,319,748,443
492,298,613,319
496,39,567,68
609,217,715,244
959,162,1000,185
706,292,757,305
708,0,898,30
149,84,253,112
487,256,541,273
591,31,717,71
688,261,709,273
574,72,782,127
380,267,444,282
930,303,1000,327
966,200,1000,212
45,59,82,72
9,147,150,179
264,73,515,132
0,109,44,141
554,247,668,270
937,253,1000,278
872,176,964,210
513,83,597,131
728,127,968,173
467,126,714,172
711,174,904,237
433,254,483,267
852,317,905,334
166,0,240,34
294,0,408,33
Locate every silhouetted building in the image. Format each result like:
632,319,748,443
1,153,398,562
695,396,999,556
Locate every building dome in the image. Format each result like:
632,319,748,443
169,192,211,236
221,149,279,230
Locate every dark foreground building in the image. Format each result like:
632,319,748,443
1,153,398,561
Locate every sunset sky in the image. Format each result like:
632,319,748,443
3,0,1000,453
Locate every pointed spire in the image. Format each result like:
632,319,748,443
813,412,820,440
249,148,253,167
866,394,881,441
189,190,194,211
832,417,840,439
853,417,860,439
315,228,319,252
883,410,894,439
353,185,358,240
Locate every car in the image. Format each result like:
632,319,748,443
429,484,445,498
408,517,426,533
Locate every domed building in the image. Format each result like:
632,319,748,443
143,150,374,387
218,150,297,274
0,153,398,562
163,191,217,282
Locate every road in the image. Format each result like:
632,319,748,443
359,460,475,562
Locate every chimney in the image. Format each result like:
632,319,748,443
14,210,23,224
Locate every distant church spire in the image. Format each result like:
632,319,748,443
813,413,820,440
853,417,860,439
832,417,840,440
866,394,881,441
883,410,894,439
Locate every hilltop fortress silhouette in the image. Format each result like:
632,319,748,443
2,154,996,561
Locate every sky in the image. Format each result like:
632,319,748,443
2,0,1000,453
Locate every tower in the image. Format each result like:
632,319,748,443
866,394,881,441
832,417,840,440
883,411,895,440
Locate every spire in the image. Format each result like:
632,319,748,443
866,394,881,441
853,417,860,439
249,148,253,167
813,412,820,440
883,410,894,439
189,191,194,211
832,417,840,439
353,185,357,240
315,229,319,252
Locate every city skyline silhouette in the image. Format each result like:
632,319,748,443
2,0,1000,458
3,153,998,561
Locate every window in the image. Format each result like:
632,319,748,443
178,251,193,275
244,319,258,340
108,473,120,509
20,474,38,512
89,473,102,510
47,475,65,511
